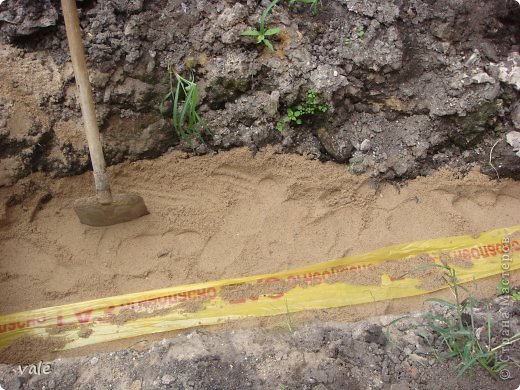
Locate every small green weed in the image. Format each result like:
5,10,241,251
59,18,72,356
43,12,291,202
512,291,520,301
160,65,211,145
423,265,520,380
288,0,319,15
344,24,366,45
276,90,328,132
496,278,510,295
355,24,366,39
285,298,295,332
241,0,280,51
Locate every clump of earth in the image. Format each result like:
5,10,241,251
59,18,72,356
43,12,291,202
0,0,519,187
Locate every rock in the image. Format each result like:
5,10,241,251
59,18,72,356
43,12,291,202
206,77,250,110
309,65,349,100
161,374,174,385
512,101,520,130
495,53,520,90
431,21,453,41
506,131,520,157
216,3,247,29
471,72,495,84
359,139,371,151
268,91,280,118
0,156,27,187
113,78,155,110
203,51,254,110
364,324,387,347
0,0,58,38
348,153,367,175
316,127,353,163
111,0,144,13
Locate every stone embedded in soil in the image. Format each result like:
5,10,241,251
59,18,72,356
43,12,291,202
513,101,520,130
0,0,58,38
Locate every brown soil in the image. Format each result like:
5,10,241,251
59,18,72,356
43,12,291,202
1,147,519,355
108,308,172,326
0,335,67,365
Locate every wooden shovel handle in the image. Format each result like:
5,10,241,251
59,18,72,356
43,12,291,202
61,0,112,204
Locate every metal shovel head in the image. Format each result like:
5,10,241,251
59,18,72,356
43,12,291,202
73,193,149,227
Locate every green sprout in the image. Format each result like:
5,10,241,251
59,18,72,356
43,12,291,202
160,65,211,145
355,24,366,39
344,24,366,46
241,0,280,51
285,298,295,333
276,89,328,132
496,278,510,295
422,265,520,380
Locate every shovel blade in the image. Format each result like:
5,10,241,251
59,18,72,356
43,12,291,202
73,193,148,227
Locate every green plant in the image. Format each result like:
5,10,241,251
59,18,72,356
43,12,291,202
496,278,510,295
423,265,520,380
285,298,295,332
288,0,319,15
160,65,211,145
355,24,366,39
512,291,520,301
276,89,329,132
241,0,280,51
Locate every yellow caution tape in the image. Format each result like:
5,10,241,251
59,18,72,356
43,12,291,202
0,225,519,351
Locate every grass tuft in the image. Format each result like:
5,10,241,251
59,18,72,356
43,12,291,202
421,265,520,380
160,65,211,146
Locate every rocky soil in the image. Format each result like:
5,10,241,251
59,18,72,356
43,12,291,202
1,296,519,390
0,0,519,187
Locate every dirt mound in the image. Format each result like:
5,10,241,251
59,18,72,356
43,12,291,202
1,0,519,185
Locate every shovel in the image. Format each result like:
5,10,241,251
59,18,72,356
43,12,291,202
61,0,148,226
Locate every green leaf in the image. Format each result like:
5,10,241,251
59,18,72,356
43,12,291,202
241,29,261,36
294,111,301,116
159,91,172,114
426,298,457,309
172,76,182,131
283,116,291,123
264,39,274,51
264,27,280,36
296,119,302,125
275,122,284,132
260,0,279,32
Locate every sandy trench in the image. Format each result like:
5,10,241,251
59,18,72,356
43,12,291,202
0,147,519,323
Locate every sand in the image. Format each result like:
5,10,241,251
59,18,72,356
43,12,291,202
1,147,519,321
